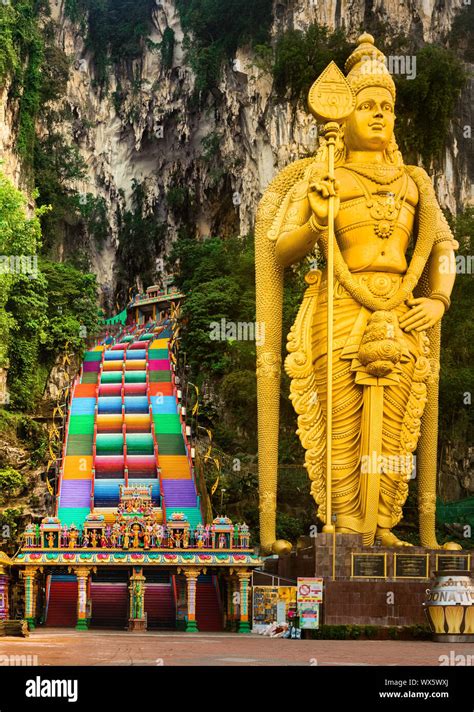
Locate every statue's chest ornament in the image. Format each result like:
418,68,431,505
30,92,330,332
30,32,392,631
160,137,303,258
344,166,409,240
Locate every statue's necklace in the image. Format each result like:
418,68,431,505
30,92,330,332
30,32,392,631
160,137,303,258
343,166,409,240
343,162,405,185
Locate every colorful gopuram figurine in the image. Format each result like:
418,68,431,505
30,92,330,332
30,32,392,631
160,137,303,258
255,33,460,554
69,527,78,549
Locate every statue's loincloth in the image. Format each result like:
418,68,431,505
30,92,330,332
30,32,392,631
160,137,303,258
286,269,432,544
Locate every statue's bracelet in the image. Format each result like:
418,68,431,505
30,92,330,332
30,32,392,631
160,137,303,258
309,214,328,233
429,291,451,311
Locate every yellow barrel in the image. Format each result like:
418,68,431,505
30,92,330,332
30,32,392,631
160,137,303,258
96,414,123,432
103,360,123,372
124,414,151,432
125,359,147,371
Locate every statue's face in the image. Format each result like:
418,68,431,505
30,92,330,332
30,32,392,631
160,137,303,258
344,87,395,152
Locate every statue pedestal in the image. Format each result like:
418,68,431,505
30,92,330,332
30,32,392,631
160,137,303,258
128,617,147,632
266,534,472,628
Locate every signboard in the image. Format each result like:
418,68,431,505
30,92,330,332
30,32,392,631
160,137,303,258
296,578,323,630
252,586,278,627
299,603,320,630
297,578,323,603
252,586,297,630
351,553,387,578
394,553,429,579
436,554,470,572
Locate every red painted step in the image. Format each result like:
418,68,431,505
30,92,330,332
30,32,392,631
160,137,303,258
196,582,223,632
45,582,77,627
90,583,128,629
144,584,175,629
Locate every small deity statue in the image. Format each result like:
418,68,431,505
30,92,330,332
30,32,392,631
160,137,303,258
131,524,141,548
47,532,55,548
100,533,107,548
69,528,78,549
183,529,189,549
61,525,69,547
90,530,98,548
82,531,90,548
110,530,117,548
123,530,130,549
218,533,226,549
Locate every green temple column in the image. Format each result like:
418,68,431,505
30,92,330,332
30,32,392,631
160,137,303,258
0,553,12,620
24,566,42,630
128,567,147,632
237,570,252,634
183,568,200,632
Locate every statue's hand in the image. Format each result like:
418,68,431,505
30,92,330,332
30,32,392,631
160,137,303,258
307,174,340,226
399,297,445,332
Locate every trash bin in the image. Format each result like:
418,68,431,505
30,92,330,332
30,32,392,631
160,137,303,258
424,569,474,643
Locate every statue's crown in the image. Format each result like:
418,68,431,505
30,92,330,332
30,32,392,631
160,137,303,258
345,33,396,100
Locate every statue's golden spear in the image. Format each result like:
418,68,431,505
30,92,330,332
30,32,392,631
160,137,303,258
307,62,355,533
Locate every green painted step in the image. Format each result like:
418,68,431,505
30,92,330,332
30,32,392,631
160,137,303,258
125,371,147,383
57,507,90,528
96,433,124,455
101,372,122,384
139,334,154,341
66,434,93,456
166,507,202,528
81,373,98,384
84,351,102,362
149,371,171,383
156,433,186,455
153,414,182,434
126,433,154,454
148,349,169,359
68,415,95,435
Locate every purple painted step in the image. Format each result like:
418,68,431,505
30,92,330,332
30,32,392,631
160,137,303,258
161,479,197,507
59,480,91,508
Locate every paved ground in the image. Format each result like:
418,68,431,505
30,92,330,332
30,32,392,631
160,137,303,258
0,629,473,666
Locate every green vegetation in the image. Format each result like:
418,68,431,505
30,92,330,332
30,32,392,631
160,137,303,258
0,467,25,503
0,168,45,367
449,2,474,62
160,27,175,70
439,208,474,443
64,0,156,88
273,25,353,107
0,507,24,555
115,181,166,304
395,46,466,165
176,0,273,96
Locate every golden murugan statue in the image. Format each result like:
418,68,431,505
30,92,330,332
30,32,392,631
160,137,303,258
256,34,460,554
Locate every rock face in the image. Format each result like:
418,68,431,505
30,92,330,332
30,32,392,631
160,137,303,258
1,0,471,304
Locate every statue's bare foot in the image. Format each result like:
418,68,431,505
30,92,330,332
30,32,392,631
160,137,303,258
442,541,462,551
376,528,413,547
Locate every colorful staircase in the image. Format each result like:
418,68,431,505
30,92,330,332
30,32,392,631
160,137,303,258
55,318,202,530
44,317,221,629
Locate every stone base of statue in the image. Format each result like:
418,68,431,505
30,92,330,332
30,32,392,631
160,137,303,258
128,617,147,632
265,534,472,628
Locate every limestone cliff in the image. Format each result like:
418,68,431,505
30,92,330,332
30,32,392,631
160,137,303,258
1,0,471,306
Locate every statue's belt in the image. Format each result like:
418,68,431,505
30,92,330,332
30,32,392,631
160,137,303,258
317,270,406,302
